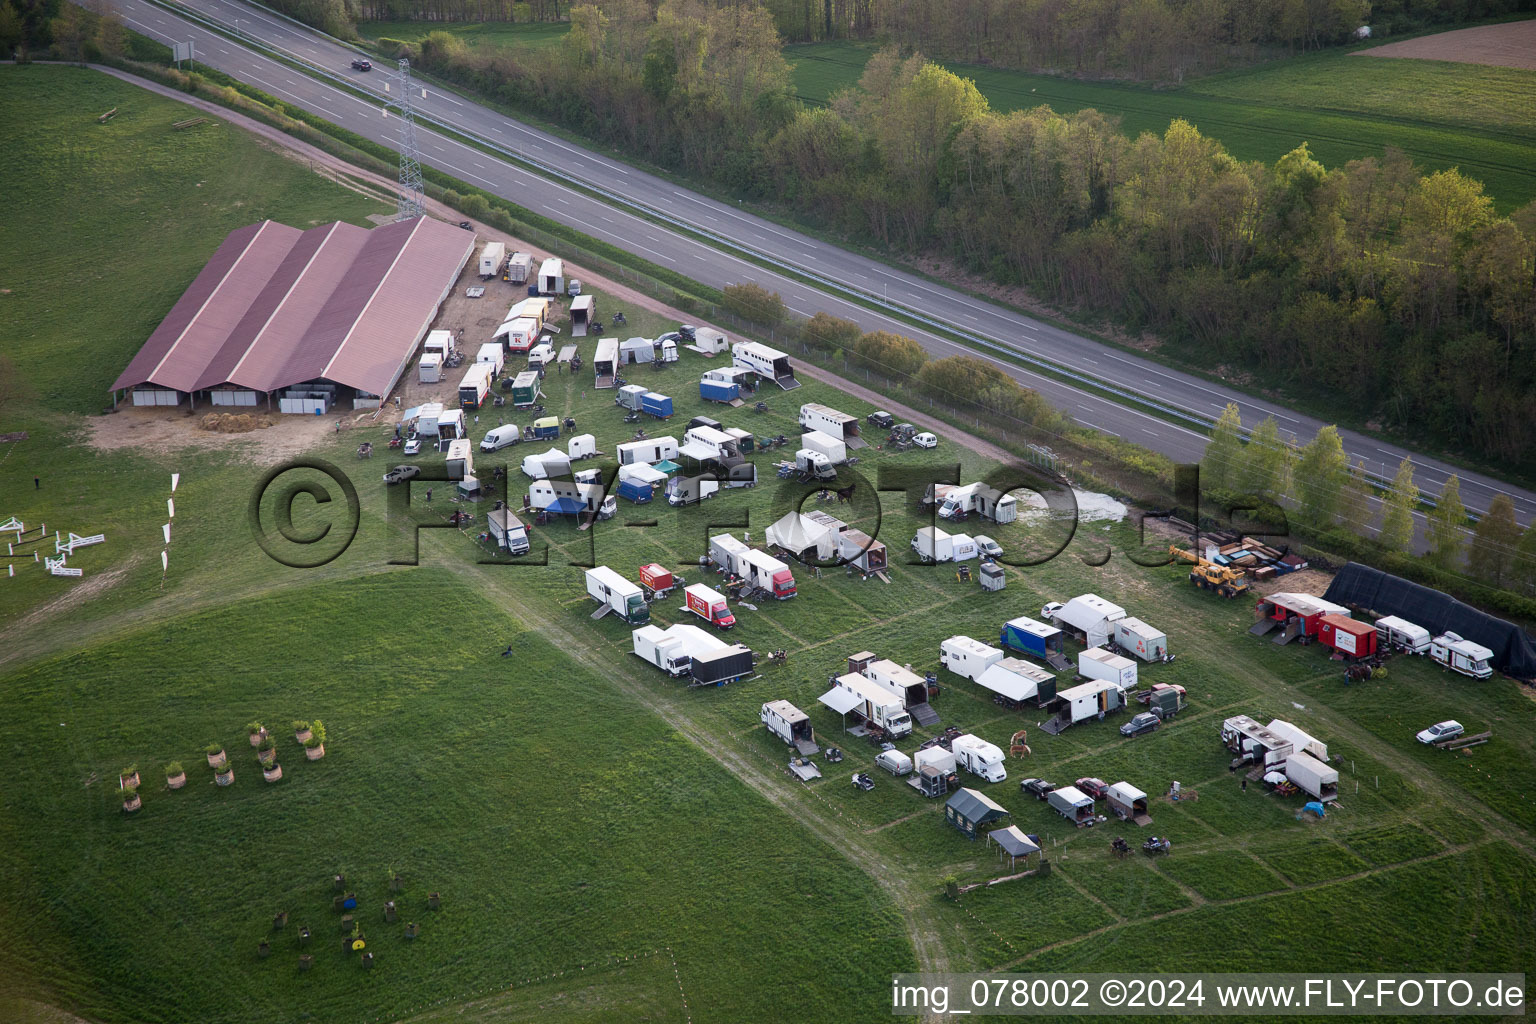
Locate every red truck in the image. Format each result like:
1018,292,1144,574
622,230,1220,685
685,584,735,629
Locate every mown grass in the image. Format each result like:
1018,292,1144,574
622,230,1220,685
2,63,1535,1021
357,19,570,50
786,41,1536,209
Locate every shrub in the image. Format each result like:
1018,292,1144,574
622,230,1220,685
802,312,861,355
204,742,224,756
915,356,1011,403
164,762,183,777
246,722,265,736
292,720,310,734
853,330,928,379
722,283,785,328
307,720,327,748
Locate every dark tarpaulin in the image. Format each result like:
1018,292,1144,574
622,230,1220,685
1323,563,1536,679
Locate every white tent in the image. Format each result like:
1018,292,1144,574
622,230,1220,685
766,512,835,561
521,448,571,480
618,462,668,486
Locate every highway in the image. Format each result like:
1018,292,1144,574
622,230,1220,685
110,0,1534,533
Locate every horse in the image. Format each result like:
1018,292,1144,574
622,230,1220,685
834,483,856,504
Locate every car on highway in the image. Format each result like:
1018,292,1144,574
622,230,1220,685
1018,777,1057,800
403,437,422,456
383,465,420,486
1416,720,1464,745
1119,712,1161,738
351,58,372,71
913,432,938,449
974,535,1003,559
1074,777,1109,800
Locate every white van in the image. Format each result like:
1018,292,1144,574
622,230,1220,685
480,424,521,451
875,750,913,776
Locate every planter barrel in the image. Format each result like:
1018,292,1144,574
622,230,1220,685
384,901,396,923
206,750,226,768
305,743,325,761
299,954,313,971
404,922,419,940
295,728,312,744
427,892,441,910
215,768,234,786
249,728,266,747
122,794,142,813
263,764,283,783
258,941,270,959
257,748,277,766
120,772,140,789
273,911,288,930
167,772,187,790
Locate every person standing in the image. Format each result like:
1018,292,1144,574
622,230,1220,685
426,488,433,504
34,476,40,490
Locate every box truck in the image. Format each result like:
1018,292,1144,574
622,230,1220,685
761,700,817,754
800,430,847,465
821,673,913,738
999,615,1067,667
478,241,506,279
941,636,1005,681
709,534,751,576
951,734,1007,783
684,583,735,629
476,342,505,376
458,363,493,410
1047,785,1097,827
911,526,953,563
585,566,649,625
1079,648,1138,689
741,549,796,599
640,392,674,419
494,316,540,353
487,507,529,554
632,623,725,677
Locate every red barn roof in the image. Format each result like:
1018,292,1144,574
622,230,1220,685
113,217,473,399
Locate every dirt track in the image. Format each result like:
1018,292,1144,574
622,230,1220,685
1354,19,1536,69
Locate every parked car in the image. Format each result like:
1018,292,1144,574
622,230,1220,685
875,750,913,776
403,437,422,456
1119,712,1161,738
351,58,373,71
382,465,420,486
867,410,894,429
974,535,1003,559
1018,777,1057,800
1074,777,1109,800
913,432,938,449
677,325,697,342
1416,720,1464,744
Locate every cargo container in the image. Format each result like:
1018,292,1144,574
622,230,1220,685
999,615,1066,666
700,379,740,404
640,392,673,419
478,241,506,279
976,658,1057,708
1079,648,1138,689
691,644,754,687
1318,614,1378,658
510,370,541,408
1285,752,1338,802
684,583,735,629
594,338,619,389
503,251,532,284
638,563,674,596
476,342,505,376
538,257,564,296
1113,617,1169,662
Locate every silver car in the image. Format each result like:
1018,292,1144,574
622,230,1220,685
1415,720,1463,744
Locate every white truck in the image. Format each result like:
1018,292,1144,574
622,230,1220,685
1430,633,1494,679
911,526,953,563
761,700,817,755
1284,752,1338,803
709,533,751,576
940,636,1005,681
632,623,726,677
584,566,649,625
478,241,506,279
951,734,1007,783
932,482,1018,523
740,549,797,599
795,448,837,482
821,673,913,738
800,429,847,466
1079,647,1138,689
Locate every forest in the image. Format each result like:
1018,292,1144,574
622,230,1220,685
359,1,1536,467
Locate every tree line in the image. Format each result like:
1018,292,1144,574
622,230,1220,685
381,15,1536,468
1202,403,1536,600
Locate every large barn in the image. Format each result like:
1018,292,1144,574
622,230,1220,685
112,216,474,413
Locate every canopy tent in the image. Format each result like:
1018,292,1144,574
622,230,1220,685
678,440,719,462
653,459,681,473
818,686,864,716
545,497,586,515
988,825,1041,866
1324,562,1536,678
766,512,834,562
618,462,668,486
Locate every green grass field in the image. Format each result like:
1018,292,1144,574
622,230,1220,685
2,64,1534,1022
357,19,570,50
786,41,1536,210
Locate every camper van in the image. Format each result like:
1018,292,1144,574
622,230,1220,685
1430,633,1494,679
1375,615,1431,654
951,734,1007,783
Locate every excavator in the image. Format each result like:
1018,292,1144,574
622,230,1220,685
1169,544,1251,599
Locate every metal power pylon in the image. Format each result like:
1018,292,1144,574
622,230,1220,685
391,59,426,220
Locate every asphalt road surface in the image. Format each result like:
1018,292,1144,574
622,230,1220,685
109,0,1535,540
